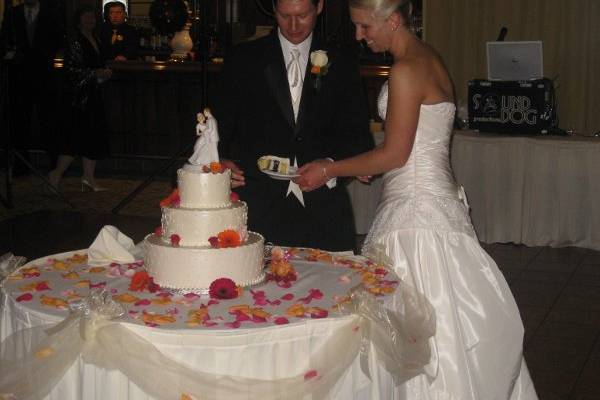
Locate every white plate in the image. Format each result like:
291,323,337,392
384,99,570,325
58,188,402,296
261,169,300,180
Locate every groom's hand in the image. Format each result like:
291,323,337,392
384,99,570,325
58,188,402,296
295,159,332,192
221,159,245,188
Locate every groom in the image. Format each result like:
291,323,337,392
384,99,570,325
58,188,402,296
213,0,373,251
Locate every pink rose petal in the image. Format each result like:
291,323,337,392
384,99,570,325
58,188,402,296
281,293,295,301
134,299,152,307
225,321,241,329
309,309,328,319
251,315,267,323
16,293,33,302
274,317,289,325
35,282,51,291
304,370,318,381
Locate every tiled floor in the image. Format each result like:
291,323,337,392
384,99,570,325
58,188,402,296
1,174,600,399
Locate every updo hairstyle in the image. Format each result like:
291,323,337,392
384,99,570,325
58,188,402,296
349,0,413,28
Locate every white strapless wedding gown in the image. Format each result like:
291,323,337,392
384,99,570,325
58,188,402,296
363,82,538,399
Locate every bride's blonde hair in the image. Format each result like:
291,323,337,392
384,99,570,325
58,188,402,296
349,0,413,26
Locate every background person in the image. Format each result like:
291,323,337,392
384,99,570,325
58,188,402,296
48,6,112,192
99,1,138,61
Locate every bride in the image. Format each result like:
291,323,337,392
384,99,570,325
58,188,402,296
296,0,538,399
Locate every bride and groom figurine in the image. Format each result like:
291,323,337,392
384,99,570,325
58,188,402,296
188,108,219,167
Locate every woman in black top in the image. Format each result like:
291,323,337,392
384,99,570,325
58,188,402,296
49,6,112,191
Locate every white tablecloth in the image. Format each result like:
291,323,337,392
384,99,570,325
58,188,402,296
0,249,421,400
348,130,600,250
451,130,600,250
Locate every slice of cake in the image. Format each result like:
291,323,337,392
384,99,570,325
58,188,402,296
258,155,289,174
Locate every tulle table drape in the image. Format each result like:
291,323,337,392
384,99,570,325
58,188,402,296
0,249,435,400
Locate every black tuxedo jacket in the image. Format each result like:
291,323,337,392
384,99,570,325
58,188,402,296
0,3,63,81
214,32,374,251
99,23,139,60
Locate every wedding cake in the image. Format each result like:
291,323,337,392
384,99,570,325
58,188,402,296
144,109,265,290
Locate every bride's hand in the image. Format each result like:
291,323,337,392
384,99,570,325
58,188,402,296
294,159,332,192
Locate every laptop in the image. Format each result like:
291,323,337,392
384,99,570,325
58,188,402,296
487,41,543,81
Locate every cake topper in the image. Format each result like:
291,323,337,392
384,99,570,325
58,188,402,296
188,107,220,167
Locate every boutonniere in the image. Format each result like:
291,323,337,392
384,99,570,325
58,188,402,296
116,34,124,42
310,50,330,91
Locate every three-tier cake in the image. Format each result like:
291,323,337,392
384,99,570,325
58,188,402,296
144,166,265,290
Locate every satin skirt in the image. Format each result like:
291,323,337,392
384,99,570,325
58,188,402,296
370,228,538,400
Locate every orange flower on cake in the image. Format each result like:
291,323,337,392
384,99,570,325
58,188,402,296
209,230,242,248
160,188,180,208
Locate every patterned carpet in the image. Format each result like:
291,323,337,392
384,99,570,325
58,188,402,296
0,174,173,222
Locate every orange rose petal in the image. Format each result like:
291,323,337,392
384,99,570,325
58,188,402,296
75,280,91,288
151,297,172,306
35,346,56,359
62,271,80,279
52,261,69,270
40,295,68,309
113,293,140,304
285,303,306,317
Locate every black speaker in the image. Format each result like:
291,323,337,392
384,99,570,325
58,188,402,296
468,78,556,134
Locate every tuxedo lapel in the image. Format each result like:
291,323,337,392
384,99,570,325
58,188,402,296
263,35,295,129
294,37,324,136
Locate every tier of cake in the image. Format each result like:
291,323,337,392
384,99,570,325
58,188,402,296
161,201,248,247
144,232,265,290
178,167,231,208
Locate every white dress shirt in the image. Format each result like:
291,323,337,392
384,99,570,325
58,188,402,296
278,29,312,120
278,29,336,189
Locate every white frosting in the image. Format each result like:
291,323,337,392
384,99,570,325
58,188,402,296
144,232,265,289
178,168,231,208
161,201,248,246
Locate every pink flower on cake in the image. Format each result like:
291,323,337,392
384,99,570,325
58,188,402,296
230,191,240,202
154,226,163,237
209,278,239,299
208,236,219,248
170,234,181,247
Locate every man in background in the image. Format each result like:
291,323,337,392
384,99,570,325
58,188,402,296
0,0,64,176
100,1,138,61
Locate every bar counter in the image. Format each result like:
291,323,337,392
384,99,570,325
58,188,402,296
51,60,389,159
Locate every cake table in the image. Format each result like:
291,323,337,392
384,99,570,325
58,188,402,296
0,248,434,400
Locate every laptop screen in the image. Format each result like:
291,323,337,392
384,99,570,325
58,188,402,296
487,41,543,81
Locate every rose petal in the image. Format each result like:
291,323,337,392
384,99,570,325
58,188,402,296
304,369,318,381
273,317,289,325
225,321,241,329
16,293,33,302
